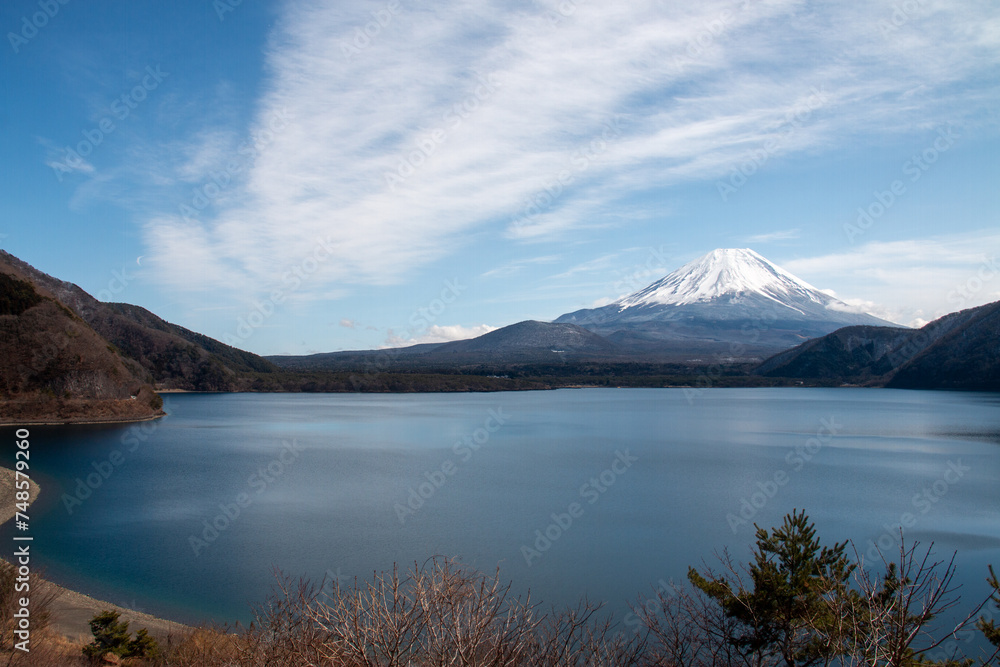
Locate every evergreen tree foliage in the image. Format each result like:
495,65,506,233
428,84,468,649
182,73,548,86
688,509,855,666
82,609,161,661
979,565,1000,650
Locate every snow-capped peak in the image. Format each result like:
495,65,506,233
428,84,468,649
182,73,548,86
615,248,828,312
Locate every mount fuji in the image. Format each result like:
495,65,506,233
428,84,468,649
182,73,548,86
555,248,899,357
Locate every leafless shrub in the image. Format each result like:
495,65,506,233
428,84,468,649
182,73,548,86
0,560,61,664
171,557,644,666
20,534,991,666
162,626,242,666
824,537,990,667
524,599,645,666
634,580,741,667
302,557,542,665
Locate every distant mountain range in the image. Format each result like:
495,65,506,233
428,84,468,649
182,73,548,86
276,248,899,370
1,248,996,421
555,248,896,357
271,320,620,370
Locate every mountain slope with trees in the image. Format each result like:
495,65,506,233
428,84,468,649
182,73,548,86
0,251,277,391
0,264,162,424
887,300,1000,391
757,300,1000,390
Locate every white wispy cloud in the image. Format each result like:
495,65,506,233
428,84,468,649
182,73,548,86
141,0,1000,302
548,251,628,280
40,136,95,178
783,231,1000,325
745,228,801,243
481,254,561,278
172,128,242,183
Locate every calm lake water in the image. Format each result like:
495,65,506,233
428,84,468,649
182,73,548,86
4,388,1000,641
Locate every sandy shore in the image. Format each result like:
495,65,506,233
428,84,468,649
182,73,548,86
38,577,191,644
1,466,191,644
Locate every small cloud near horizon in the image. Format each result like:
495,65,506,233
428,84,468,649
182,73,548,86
381,324,499,348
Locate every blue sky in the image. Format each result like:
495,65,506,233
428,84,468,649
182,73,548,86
2,0,998,355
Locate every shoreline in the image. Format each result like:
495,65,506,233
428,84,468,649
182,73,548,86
0,465,191,645
36,571,191,645
0,411,166,428
0,557,191,645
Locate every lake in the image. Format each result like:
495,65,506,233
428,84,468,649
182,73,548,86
3,388,999,648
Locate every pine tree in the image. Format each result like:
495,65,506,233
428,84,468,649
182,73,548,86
688,509,854,666
82,610,132,660
127,627,162,659
979,565,1000,652
81,609,161,661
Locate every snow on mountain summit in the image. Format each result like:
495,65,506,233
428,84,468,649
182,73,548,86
615,248,830,314
553,248,898,354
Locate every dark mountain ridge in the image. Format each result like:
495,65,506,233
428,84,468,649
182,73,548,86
268,320,625,370
0,251,277,390
886,301,1000,390
754,326,913,379
0,259,163,423
756,300,1000,391
424,320,618,361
